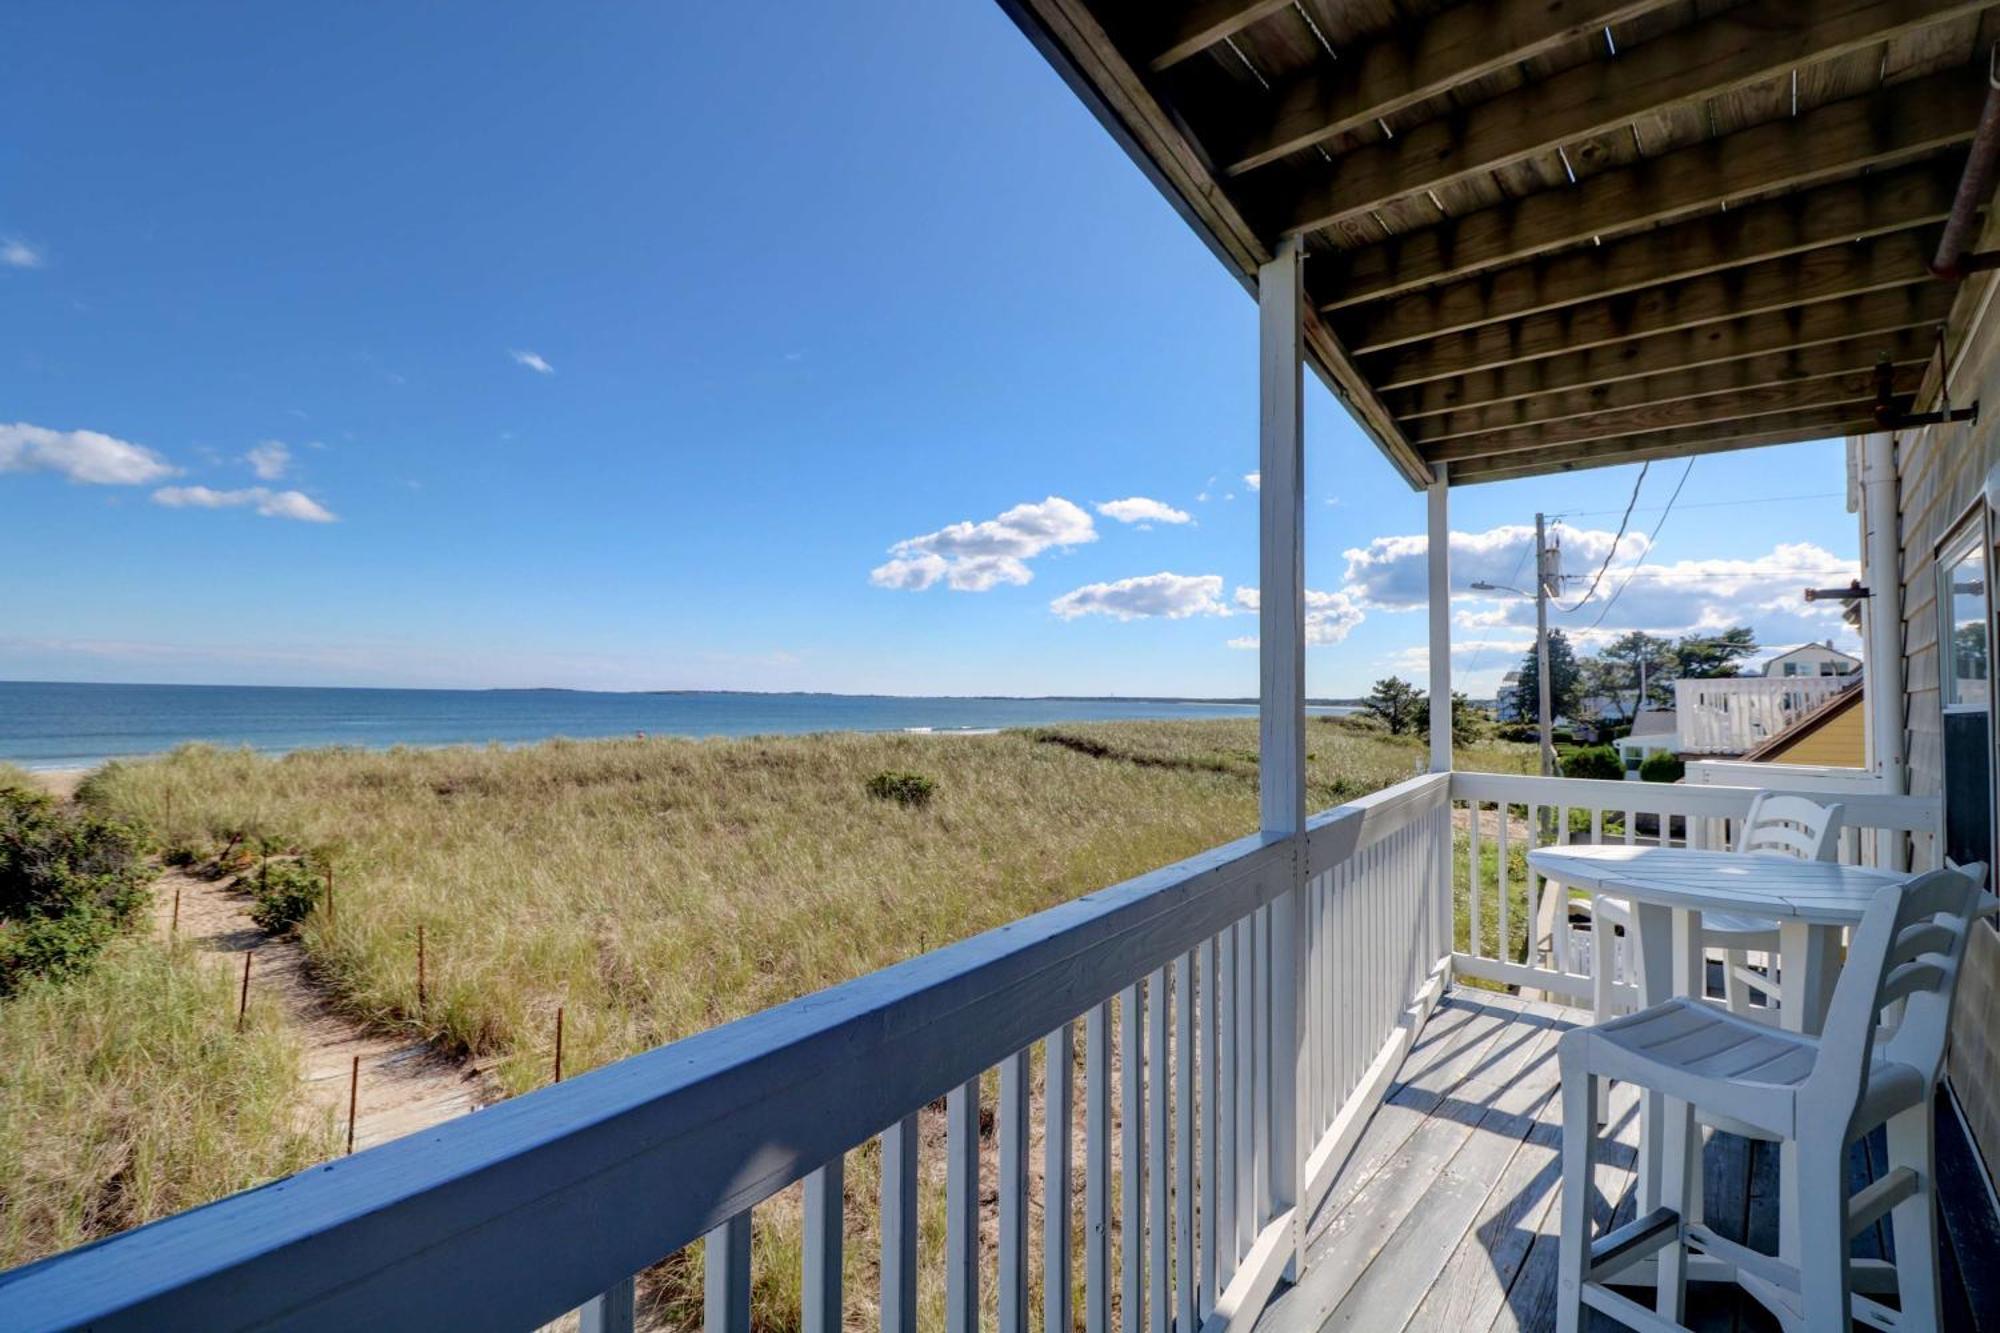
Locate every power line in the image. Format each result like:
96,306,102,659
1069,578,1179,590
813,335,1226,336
1586,457,1695,629
1552,489,1843,520
1556,462,1648,612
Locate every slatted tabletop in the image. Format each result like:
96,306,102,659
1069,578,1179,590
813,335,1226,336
1525,845,1908,925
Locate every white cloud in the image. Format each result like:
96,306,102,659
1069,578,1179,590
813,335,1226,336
0,422,177,485
244,440,291,480
1095,496,1192,526
152,485,336,522
1227,585,1366,646
1243,472,1261,491
1342,523,1647,611
1051,572,1229,621
510,349,555,375
1,239,43,269
872,496,1095,592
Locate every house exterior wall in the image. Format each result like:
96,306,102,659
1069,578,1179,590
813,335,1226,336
1761,643,1861,677
1886,274,2000,1180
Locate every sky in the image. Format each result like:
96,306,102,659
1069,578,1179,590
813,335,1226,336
0,3,1865,700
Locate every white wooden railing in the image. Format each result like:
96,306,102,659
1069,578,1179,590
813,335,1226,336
1447,771,1941,1002
0,774,1455,1333
1673,675,1853,754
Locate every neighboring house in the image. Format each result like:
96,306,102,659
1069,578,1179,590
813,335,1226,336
1495,671,1524,722
1760,640,1862,678
1613,708,1679,778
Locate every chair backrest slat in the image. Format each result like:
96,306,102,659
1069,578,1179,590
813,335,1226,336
1735,792,1843,862
1808,867,1984,1121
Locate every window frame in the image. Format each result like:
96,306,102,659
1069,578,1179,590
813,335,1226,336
1938,507,1993,717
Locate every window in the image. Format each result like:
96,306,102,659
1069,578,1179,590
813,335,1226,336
1938,514,1994,871
1944,532,1990,710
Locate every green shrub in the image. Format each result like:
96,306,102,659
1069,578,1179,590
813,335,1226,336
1640,751,1686,784
864,772,936,807
245,859,323,934
1494,722,1540,744
1561,746,1623,781
0,787,151,994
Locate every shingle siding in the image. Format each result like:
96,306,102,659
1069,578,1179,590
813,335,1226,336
1888,277,2000,1180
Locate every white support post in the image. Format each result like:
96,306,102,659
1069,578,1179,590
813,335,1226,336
1426,465,1452,773
1257,235,1306,1272
1859,433,1907,796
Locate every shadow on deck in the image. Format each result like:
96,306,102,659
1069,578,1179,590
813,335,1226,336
1254,991,1990,1333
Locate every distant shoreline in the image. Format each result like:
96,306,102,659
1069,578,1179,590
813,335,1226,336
0,681,1367,771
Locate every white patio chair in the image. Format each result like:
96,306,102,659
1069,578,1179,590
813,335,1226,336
1555,863,1987,1333
1581,793,1842,1022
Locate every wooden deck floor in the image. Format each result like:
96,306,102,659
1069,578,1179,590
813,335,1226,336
1253,989,1987,1333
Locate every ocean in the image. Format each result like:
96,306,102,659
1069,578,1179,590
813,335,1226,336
0,681,1355,770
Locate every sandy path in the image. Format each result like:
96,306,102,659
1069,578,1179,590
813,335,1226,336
151,867,488,1151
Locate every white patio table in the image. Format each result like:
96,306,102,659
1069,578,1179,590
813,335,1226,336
1524,843,1910,1281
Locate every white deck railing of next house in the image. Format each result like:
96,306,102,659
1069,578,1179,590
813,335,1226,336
1672,675,1856,755
0,773,1458,1333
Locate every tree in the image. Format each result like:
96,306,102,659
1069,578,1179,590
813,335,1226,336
1450,691,1487,747
1361,676,1427,735
1510,629,1583,727
1673,626,1758,678
1595,631,1678,716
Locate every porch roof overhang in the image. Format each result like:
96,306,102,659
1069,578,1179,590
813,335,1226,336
999,0,2000,488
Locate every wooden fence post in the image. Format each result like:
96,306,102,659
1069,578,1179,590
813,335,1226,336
236,950,253,1032
417,924,427,1009
170,885,181,936
347,1055,360,1154
554,1006,565,1084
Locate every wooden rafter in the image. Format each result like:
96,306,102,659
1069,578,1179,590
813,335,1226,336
1363,229,1941,389
1422,363,1925,461
1314,70,1988,311
1220,0,1673,173
1449,411,1885,483
1266,0,1990,238
1402,331,1939,443
1336,160,1963,354
1147,0,1296,71
1382,283,1957,419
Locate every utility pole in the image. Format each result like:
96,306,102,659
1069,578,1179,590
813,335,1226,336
1535,512,1555,776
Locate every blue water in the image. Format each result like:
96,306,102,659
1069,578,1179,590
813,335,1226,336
0,681,1355,769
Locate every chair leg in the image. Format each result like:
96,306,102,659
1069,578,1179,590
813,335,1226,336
1885,1102,1941,1333
1722,947,1750,1013
1591,901,1615,1023
1557,1060,1597,1333
1797,1133,1854,1333
1655,1095,1697,1322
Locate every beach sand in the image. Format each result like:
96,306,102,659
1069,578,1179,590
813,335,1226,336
25,768,86,800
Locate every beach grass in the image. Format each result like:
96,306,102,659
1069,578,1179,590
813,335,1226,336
57,718,1533,1324
0,934,333,1269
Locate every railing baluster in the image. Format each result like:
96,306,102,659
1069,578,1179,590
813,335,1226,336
947,1077,981,1333
1087,1003,1111,1333
1046,1022,1075,1333
1233,918,1254,1260
881,1113,919,1333
1468,799,1483,960
1174,952,1196,1333
579,1277,636,1333
1000,1049,1030,1333
1496,805,1511,968
704,1212,751,1333
803,1160,843,1333
1198,938,1218,1321
1148,968,1168,1333
1215,927,1237,1289
1120,984,1144,1333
